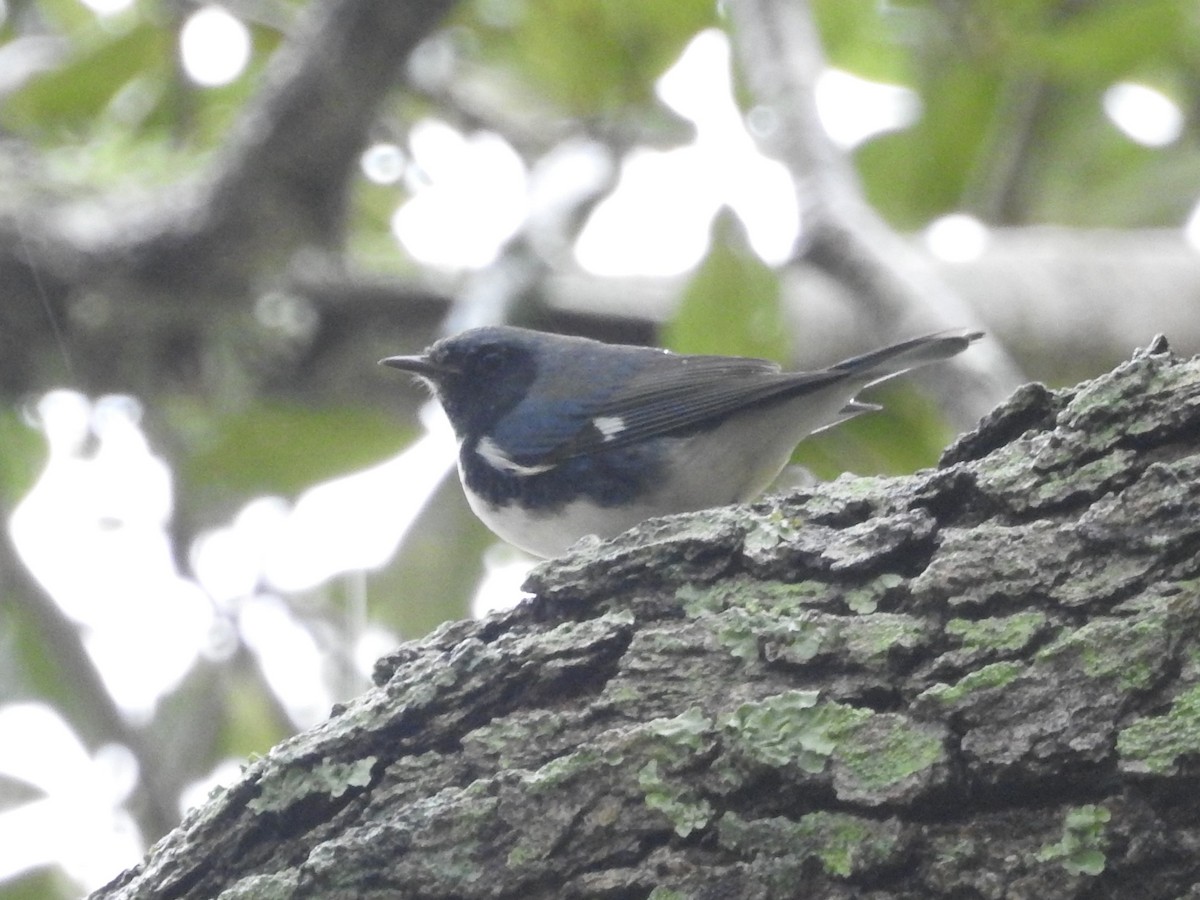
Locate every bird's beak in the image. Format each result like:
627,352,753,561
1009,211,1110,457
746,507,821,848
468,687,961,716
379,354,456,378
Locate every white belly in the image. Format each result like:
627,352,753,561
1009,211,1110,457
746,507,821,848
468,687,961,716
463,484,660,558
460,382,862,557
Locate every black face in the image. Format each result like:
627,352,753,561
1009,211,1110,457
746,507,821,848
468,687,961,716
422,329,539,438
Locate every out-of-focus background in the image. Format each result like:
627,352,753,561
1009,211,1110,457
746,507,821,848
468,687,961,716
1,0,1197,895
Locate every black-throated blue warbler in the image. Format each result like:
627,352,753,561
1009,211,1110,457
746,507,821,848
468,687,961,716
381,326,982,557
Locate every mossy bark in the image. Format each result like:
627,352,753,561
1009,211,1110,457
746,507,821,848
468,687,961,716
94,338,1200,900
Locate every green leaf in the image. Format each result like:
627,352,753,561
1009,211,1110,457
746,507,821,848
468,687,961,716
466,0,715,114
854,0,1200,228
368,474,485,638
1013,0,1187,81
662,208,789,363
219,667,295,759
3,20,169,133
177,402,416,501
791,382,957,479
812,0,914,83
1024,101,1194,226
857,65,1000,226
0,408,46,505
0,866,73,900
25,0,103,34
0,602,69,709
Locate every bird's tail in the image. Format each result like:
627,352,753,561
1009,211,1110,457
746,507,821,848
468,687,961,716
830,329,984,388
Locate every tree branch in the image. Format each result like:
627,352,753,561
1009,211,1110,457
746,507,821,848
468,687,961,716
92,338,1200,899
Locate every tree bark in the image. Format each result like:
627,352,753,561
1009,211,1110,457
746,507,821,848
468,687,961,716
93,336,1200,900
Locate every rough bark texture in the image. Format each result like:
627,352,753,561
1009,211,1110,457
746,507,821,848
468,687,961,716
94,338,1200,900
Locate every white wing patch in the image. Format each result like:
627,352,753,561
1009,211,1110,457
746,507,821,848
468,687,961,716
477,436,555,476
591,415,626,442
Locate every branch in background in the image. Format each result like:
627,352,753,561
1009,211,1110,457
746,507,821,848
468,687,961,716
103,0,462,295
542,227,1200,379
0,0,461,400
1,499,320,848
961,72,1057,223
0,513,179,842
725,0,1023,426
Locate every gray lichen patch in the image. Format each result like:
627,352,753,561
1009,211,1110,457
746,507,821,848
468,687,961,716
678,570,905,619
247,755,377,815
301,781,503,892
1050,551,1156,609
1035,595,1186,693
1059,350,1199,443
973,436,1136,516
742,507,937,578
676,570,925,677
719,689,841,775
472,710,722,848
939,381,1065,467
802,471,894,516
825,711,949,805
588,618,747,718
722,607,828,663
841,572,906,614
1074,455,1200,554
1118,682,1200,775
215,871,301,900
460,708,574,770
917,661,1026,709
940,611,1050,662
676,577,839,617
910,585,1198,785
765,609,932,674
541,708,718,839
1035,804,1111,876
521,506,749,603
638,759,713,837
835,611,931,665
717,809,905,878
716,691,949,805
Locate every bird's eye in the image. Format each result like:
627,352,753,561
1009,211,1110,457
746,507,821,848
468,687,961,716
475,346,508,373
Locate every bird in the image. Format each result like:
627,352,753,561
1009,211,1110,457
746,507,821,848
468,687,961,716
381,326,982,558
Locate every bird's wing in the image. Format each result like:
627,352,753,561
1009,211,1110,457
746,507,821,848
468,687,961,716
579,356,842,453
492,353,843,465
491,330,982,467
604,331,982,442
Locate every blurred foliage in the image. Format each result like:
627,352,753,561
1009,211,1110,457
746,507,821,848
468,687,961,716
0,870,71,900
664,208,790,364
2,20,168,131
369,473,486,638
0,599,74,710
467,0,716,113
0,410,44,505
850,0,1199,226
1,0,279,189
793,382,960,480
1,0,1196,896
174,401,416,499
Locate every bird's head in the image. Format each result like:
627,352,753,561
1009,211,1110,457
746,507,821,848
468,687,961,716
380,327,544,438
